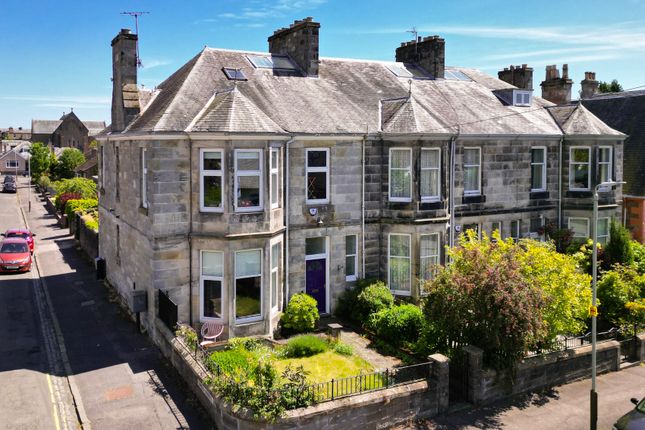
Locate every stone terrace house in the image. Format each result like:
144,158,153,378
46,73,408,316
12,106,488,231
98,19,624,340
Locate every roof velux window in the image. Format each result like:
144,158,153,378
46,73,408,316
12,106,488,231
384,63,432,79
247,55,298,71
222,67,247,81
444,69,471,81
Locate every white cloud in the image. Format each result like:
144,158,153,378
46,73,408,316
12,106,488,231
198,0,326,24
2,95,110,105
142,59,172,69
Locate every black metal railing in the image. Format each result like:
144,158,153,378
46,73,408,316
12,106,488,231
158,290,178,331
526,328,620,357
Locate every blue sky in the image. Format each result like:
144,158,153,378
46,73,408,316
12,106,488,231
2,0,645,129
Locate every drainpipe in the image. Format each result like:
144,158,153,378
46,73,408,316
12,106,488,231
187,134,194,326
284,136,295,310
362,130,367,278
448,130,459,249
558,136,564,228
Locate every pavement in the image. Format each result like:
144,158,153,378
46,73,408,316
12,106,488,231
0,176,214,430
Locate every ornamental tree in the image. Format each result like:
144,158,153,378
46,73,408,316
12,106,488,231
54,148,85,179
29,142,50,183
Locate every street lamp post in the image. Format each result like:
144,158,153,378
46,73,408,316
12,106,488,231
590,180,625,430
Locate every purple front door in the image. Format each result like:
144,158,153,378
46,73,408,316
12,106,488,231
306,258,327,314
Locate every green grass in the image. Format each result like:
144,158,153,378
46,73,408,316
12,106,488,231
274,350,374,383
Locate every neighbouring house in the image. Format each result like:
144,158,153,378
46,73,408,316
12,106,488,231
1,127,31,141
97,20,624,341
0,148,29,175
580,88,645,242
31,112,106,153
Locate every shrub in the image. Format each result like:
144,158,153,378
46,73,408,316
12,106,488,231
604,220,634,269
280,293,319,334
633,241,645,275
597,264,645,329
55,192,83,212
330,341,353,356
355,281,394,322
82,215,98,232
228,336,263,352
37,175,51,190
175,324,198,352
54,177,97,200
65,198,98,220
206,349,253,379
282,335,328,358
367,304,424,347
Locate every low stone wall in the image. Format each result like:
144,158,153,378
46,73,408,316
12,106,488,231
465,341,621,405
153,319,446,429
638,333,645,361
77,218,98,262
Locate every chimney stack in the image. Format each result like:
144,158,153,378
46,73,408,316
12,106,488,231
111,28,139,132
540,64,573,105
498,64,534,90
268,17,320,77
580,72,599,99
395,35,445,79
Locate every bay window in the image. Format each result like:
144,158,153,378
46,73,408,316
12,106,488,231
201,251,223,320
420,148,441,202
388,234,411,295
235,149,262,211
419,233,440,287
235,249,262,321
389,148,412,202
598,146,613,184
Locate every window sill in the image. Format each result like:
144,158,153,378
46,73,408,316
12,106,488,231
234,208,264,213
346,276,357,282
306,200,330,205
235,316,264,326
529,191,549,200
390,290,411,297
200,208,224,213
463,194,486,204
419,201,444,211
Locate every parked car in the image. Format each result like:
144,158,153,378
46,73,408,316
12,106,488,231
614,397,645,430
3,175,15,183
0,238,32,273
2,229,36,253
2,181,17,193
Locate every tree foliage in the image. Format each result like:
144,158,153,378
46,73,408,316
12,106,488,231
598,79,623,93
423,232,592,368
29,142,50,183
54,148,85,179
603,220,634,269
597,264,645,329
54,177,97,201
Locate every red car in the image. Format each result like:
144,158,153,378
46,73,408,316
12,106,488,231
3,228,36,253
0,238,32,273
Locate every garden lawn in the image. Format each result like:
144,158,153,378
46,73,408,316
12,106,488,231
274,350,374,383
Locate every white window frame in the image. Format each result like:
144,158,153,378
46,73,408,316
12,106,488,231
234,248,263,323
598,146,613,184
597,217,611,245
270,148,280,209
530,146,547,192
5,160,18,168
388,233,412,296
568,217,590,239
141,148,148,209
389,148,412,202
200,250,224,322
234,149,263,213
305,148,330,204
345,235,358,282
569,146,591,191
419,233,440,290
420,148,441,202
200,149,224,212
305,236,330,314
270,238,282,313
463,147,481,196
491,221,502,238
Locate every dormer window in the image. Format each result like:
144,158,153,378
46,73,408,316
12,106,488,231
513,90,532,106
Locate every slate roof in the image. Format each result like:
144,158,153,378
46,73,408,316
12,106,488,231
32,120,63,135
583,90,645,196
120,48,570,136
547,104,624,136
75,157,97,173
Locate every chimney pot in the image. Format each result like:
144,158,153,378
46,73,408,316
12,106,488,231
395,33,445,79
498,63,533,90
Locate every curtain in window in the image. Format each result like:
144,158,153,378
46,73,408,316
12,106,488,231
389,235,410,292
202,252,223,276
421,149,440,199
390,149,411,199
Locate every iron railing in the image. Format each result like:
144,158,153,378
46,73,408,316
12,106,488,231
158,290,178,331
526,328,622,357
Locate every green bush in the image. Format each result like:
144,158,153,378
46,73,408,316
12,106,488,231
175,324,198,352
65,198,98,220
367,304,424,347
603,220,634,269
330,341,353,356
228,336,263,352
280,293,319,334
282,335,328,358
38,175,51,190
206,349,253,378
82,215,98,232
355,281,394,322
54,177,97,201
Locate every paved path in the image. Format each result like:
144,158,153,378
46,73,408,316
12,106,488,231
3,177,214,430
340,329,402,371
396,364,645,429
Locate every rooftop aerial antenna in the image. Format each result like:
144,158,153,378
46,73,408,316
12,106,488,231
407,27,418,57
121,11,149,67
